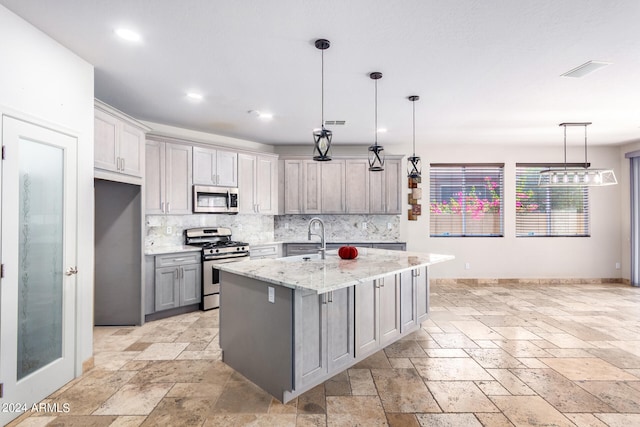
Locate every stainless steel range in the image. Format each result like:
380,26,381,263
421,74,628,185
185,227,249,310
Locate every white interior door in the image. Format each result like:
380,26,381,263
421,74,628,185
0,116,77,423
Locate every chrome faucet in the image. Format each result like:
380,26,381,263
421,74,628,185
307,217,326,259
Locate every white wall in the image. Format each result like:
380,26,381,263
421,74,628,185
276,141,623,280
404,142,622,279
0,6,94,374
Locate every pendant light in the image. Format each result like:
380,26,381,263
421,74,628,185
407,95,421,178
368,72,384,171
538,122,617,187
312,39,332,161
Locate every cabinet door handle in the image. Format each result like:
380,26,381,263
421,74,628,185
181,267,184,279
321,294,327,304
167,202,171,213
121,158,125,171
328,291,333,303
161,202,165,213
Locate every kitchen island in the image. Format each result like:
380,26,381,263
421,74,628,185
217,247,454,403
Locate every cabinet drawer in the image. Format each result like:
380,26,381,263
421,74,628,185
286,243,318,256
156,252,200,267
250,244,280,259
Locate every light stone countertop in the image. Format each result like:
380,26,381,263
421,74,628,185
217,247,454,293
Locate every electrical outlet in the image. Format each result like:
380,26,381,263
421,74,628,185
268,286,275,303
387,222,393,230
237,223,243,231
284,222,289,229
362,222,368,230
465,262,471,270
166,226,172,235
616,262,621,269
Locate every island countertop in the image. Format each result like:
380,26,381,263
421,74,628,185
217,247,454,293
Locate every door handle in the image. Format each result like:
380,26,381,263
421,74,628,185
121,158,125,171
65,266,78,276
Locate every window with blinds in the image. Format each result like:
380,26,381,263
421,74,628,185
516,164,590,237
430,164,504,237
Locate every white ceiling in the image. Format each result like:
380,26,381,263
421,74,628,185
2,0,640,147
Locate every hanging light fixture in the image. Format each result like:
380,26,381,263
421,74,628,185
538,122,617,187
368,72,385,171
312,39,332,161
407,95,421,178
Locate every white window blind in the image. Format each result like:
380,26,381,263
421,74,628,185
516,165,589,237
430,164,504,237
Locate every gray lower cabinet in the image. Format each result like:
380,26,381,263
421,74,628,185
371,242,406,251
153,253,202,312
415,267,429,324
250,243,282,260
219,265,432,403
355,276,401,358
398,267,429,331
294,287,354,389
284,242,405,257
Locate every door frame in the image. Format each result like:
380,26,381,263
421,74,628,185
0,110,82,422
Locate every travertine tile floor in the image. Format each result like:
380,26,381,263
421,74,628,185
9,281,640,427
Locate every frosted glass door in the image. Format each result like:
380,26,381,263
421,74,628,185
1,117,77,424
17,138,64,378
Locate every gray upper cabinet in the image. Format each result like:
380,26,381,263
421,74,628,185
282,156,402,214
321,160,346,213
145,138,193,214
94,102,148,183
370,158,402,214
239,153,278,214
303,160,322,214
193,146,237,187
284,160,304,214
346,159,370,214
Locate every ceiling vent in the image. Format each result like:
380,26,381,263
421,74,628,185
561,60,611,78
324,120,346,125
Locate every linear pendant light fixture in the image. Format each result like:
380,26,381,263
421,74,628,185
407,95,421,178
538,122,617,187
368,72,384,171
312,39,332,161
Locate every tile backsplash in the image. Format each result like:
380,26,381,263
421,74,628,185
145,213,401,251
274,215,401,242
145,214,275,250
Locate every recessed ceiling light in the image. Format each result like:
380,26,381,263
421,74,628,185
115,28,142,42
186,92,203,101
561,60,611,78
377,128,388,133
248,110,273,120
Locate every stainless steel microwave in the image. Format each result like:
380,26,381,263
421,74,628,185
193,185,239,214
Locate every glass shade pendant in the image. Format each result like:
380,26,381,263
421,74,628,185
368,72,384,171
312,39,332,161
538,122,617,187
407,95,421,178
